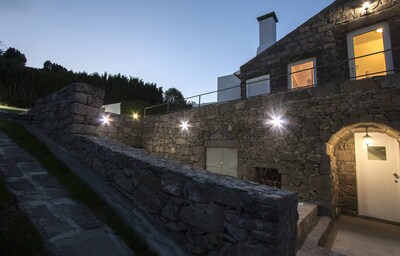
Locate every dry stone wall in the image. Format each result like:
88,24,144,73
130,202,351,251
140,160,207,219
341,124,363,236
0,111,33,123
30,82,299,255
333,135,357,216
66,134,298,256
141,74,400,215
32,83,141,147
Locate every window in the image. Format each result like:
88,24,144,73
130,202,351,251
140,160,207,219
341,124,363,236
246,74,270,98
347,22,393,80
288,58,317,89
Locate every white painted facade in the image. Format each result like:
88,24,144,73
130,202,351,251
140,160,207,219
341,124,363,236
257,12,278,55
217,74,241,103
102,102,121,114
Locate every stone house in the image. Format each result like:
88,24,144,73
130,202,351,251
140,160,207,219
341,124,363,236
140,0,400,222
235,0,400,220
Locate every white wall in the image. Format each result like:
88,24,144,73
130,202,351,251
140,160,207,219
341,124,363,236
102,102,121,114
217,74,241,102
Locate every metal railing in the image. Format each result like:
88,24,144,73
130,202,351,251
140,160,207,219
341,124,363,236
144,47,399,117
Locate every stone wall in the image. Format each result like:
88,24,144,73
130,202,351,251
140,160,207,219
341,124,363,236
334,135,357,216
240,0,400,95
32,83,141,147
66,134,298,256
141,74,400,214
0,111,33,123
32,83,105,139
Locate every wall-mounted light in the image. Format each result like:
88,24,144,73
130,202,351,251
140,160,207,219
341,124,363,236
362,1,371,14
100,114,111,125
132,112,139,120
376,28,383,33
179,120,191,132
265,109,287,134
363,127,372,146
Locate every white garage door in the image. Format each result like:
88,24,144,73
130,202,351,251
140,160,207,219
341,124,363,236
206,148,238,177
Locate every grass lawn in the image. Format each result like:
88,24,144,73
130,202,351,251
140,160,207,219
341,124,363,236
0,175,49,256
0,120,155,256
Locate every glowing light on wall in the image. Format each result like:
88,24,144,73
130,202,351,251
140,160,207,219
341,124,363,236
179,120,191,132
362,1,371,10
100,114,111,125
132,112,139,120
376,28,383,33
265,109,287,134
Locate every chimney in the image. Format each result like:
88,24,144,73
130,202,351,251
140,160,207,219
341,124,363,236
256,12,278,55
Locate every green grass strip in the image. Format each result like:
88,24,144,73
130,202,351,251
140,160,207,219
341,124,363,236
0,176,50,256
0,120,155,256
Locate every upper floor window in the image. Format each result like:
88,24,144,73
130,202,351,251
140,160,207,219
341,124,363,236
288,58,317,89
347,22,393,80
246,74,270,98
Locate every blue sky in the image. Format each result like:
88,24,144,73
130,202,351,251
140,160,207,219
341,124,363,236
0,0,334,101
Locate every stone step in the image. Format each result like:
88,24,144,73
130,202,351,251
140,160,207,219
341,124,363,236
297,216,345,256
297,202,319,250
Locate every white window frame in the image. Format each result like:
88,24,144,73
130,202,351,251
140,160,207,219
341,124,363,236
346,22,393,80
246,74,270,98
287,58,317,89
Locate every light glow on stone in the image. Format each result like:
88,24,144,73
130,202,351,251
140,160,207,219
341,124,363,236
179,120,191,132
100,114,111,125
265,109,287,134
132,112,139,120
362,1,371,10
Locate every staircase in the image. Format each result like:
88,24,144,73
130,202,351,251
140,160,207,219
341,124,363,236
296,203,345,256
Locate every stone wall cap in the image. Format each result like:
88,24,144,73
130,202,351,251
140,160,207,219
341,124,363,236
79,135,296,200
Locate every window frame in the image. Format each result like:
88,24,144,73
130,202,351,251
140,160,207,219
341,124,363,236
287,57,317,90
346,22,393,80
246,74,271,98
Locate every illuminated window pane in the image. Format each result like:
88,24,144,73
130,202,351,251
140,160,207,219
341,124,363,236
288,59,316,89
353,28,386,79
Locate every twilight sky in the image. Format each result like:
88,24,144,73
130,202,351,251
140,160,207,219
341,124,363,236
0,0,334,101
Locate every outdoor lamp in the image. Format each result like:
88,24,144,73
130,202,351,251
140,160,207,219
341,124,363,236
363,127,372,146
362,1,371,13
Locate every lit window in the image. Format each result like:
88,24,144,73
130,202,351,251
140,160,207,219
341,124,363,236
347,22,393,80
288,58,317,89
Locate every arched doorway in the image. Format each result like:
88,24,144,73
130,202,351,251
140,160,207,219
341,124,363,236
327,123,400,223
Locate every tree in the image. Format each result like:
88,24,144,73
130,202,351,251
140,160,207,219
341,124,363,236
0,40,4,56
43,60,67,72
164,87,185,103
3,47,27,65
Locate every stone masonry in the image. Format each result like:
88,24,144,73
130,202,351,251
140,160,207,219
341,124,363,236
240,0,400,95
0,130,133,256
32,83,141,148
141,74,400,215
27,83,299,255
66,134,298,255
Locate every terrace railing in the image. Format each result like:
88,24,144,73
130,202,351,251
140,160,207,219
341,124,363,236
144,47,399,117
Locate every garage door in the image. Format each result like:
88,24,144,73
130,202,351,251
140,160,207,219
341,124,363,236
206,148,238,177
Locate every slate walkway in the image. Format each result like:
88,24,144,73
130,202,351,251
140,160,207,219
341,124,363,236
0,130,134,256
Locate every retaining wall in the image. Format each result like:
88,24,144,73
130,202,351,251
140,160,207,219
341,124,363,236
67,134,298,255
30,83,299,255
141,74,400,214
32,83,141,147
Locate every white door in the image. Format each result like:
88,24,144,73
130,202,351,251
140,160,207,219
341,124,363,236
355,132,400,223
347,22,393,80
206,148,238,177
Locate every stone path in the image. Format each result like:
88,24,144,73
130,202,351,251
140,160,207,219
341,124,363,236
0,130,134,256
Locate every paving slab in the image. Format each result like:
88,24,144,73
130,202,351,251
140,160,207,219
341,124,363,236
325,215,400,256
0,130,134,256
